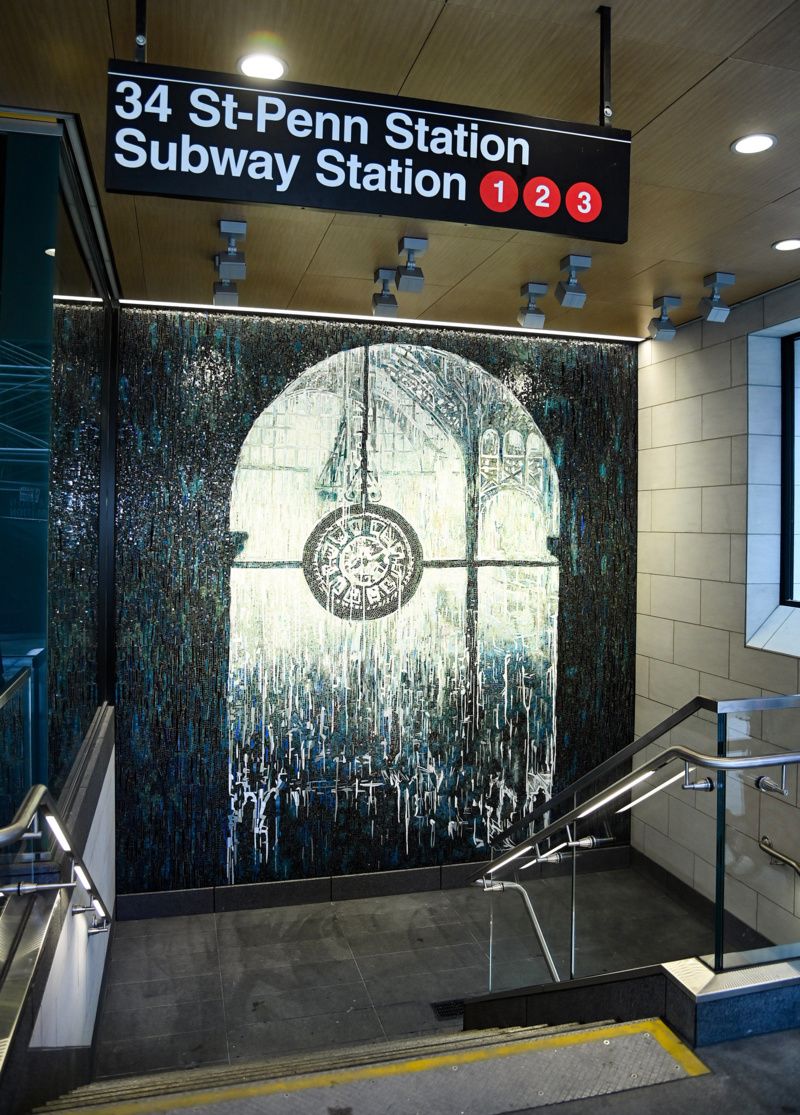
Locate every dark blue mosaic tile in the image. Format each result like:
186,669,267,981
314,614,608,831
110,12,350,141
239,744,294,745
110,310,635,892
48,303,102,794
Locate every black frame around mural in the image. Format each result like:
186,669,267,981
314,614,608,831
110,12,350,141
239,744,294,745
51,302,636,893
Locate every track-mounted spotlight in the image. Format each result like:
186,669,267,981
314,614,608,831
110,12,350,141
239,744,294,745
648,295,681,341
555,254,591,309
372,267,398,317
215,219,247,281
395,236,427,292
699,271,735,323
213,281,239,307
517,281,548,329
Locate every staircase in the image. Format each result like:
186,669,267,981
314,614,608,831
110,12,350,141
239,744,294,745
37,1018,706,1114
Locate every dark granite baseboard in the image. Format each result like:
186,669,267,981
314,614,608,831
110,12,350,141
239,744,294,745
116,864,487,920
117,845,634,921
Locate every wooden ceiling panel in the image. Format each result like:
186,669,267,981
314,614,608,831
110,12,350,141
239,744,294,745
626,184,758,262
304,216,509,286
401,1,788,133
0,1,112,112
2,1,800,336
633,59,800,199
669,189,800,279
288,274,449,318
544,298,652,339
132,196,334,304
112,0,443,94
733,2,800,72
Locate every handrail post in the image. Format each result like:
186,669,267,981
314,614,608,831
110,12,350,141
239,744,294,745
713,711,728,971
569,813,577,980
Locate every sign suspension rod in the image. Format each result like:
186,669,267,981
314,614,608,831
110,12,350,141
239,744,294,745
135,0,147,63
597,5,613,127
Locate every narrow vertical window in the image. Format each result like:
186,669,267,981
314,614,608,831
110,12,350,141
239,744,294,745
781,334,800,605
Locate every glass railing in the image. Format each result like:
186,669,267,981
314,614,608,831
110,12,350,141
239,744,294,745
475,695,800,995
0,666,33,826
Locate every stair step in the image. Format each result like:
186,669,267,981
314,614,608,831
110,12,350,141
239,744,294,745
37,1022,611,1111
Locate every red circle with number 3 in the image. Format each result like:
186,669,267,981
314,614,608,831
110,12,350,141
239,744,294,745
566,182,602,223
523,177,561,218
479,171,519,213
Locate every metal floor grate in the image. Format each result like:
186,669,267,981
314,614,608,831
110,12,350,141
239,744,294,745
431,998,465,1020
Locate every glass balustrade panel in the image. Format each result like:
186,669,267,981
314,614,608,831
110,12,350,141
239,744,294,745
714,701,800,970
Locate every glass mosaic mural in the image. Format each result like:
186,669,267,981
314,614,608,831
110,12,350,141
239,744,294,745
48,302,102,793
108,309,635,892
227,343,559,881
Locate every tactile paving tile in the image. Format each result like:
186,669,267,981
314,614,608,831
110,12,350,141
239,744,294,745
129,1021,706,1115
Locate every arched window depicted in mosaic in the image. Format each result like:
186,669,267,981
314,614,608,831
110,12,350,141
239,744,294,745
227,344,560,882
502,428,525,483
479,427,501,487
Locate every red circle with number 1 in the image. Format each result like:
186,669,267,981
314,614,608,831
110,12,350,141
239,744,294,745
523,176,561,217
479,171,519,213
566,182,602,223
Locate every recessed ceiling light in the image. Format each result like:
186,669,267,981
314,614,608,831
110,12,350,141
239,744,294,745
44,247,56,257
773,239,800,251
239,53,286,80
731,133,777,154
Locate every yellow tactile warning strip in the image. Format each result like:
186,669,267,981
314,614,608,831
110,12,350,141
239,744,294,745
64,1019,709,1114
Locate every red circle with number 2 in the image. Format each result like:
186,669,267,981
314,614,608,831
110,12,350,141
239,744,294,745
523,176,561,217
566,182,602,223
479,171,519,213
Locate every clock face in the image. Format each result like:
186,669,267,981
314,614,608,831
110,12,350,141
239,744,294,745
303,504,423,620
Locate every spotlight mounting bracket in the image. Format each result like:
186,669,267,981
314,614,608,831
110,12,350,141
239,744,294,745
556,254,591,310
373,266,398,317
702,271,735,289
649,294,681,341
518,279,548,330
397,236,428,256
396,235,428,292
699,271,735,324
213,280,239,307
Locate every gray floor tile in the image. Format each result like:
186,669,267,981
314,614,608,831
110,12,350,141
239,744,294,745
100,997,226,1043
106,944,220,985
221,957,362,995
217,935,352,970
376,1000,463,1039
93,865,720,1077
103,972,223,1013
354,941,488,981
215,907,342,945
345,921,478,956
364,964,490,1007
227,1008,384,1060
108,922,217,960
225,980,371,1024
94,1028,229,1079
112,913,216,940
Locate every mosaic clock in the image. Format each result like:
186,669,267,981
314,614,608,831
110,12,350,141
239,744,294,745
303,503,423,620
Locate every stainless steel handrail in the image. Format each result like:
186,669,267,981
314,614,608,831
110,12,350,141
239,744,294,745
0,784,48,847
478,743,800,883
759,836,800,878
0,667,31,712
496,692,800,846
483,880,561,982
0,783,111,926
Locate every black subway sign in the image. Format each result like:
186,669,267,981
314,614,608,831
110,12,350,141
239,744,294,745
106,60,631,242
